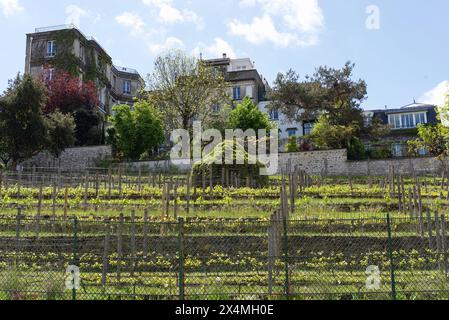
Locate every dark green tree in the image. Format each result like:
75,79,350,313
44,111,76,158
107,101,165,160
269,61,367,127
0,74,48,168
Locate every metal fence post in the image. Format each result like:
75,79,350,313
386,214,397,300
72,217,79,301
178,218,185,300
283,217,289,300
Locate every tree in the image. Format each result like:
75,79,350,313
44,111,76,158
44,71,99,114
145,50,229,132
229,97,272,134
309,115,359,150
0,74,48,168
269,62,367,127
286,136,299,153
408,123,449,173
73,109,103,146
107,101,165,160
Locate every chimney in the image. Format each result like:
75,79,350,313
223,53,227,59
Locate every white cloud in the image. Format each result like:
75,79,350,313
193,38,237,59
142,0,202,27
231,0,324,47
229,14,303,47
0,0,23,17
419,81,449,107
65,4,88,27
148,36,184,56
115,12,146,35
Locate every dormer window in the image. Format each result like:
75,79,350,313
47,41,56,57
388,112,427,129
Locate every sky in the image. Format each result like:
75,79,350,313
1,0,449,110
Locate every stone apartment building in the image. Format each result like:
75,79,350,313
363,102,438,157
205,53,310,151
24,24,144,116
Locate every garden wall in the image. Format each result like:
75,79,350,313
22,145,112,170
21,145,444,176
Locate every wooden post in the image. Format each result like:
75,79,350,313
435,213,443,272
209,166,213,199
117,213,124,282
186,174,191,215
143,209,149,257
418,184,425,237
130,210,136,277
83,174,88,211
173,179,179,219
441,215,448,276
101,218,111,286
52,181,57,217
426,208,433,249
63,186,68,219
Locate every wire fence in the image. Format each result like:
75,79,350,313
0,214,448,300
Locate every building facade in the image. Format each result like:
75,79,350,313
363,103,439,157
24,24,144,116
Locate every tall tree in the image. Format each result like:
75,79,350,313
145,50,229,132
269,62,367,127
107,101,165,161
0,74,48,168
44,111,76,158
229,97,273,134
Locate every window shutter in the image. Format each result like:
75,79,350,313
246,86,253,98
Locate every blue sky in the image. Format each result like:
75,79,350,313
1,0,449,110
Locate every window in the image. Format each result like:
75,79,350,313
270,109,279,121
123,80,131,94
388,112,427,129
391,143,404,157
47,41,56,57
233,87,241,100
113,75,117,91
212,104,220,113
245,86,253,99
304,123,314,135
287,128,297,137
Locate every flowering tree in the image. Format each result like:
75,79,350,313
44,71,99,114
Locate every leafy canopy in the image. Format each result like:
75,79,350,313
108,101,165,161
269,61,367,127
145,50,229,132
229,97,273,134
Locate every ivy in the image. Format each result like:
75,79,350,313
51,29,112,87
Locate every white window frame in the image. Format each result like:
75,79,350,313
233,87,241,100
123,80,131,95
47,40,56,57
388,112,427,129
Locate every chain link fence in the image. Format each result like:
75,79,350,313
0,213,448,300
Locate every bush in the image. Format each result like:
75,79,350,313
348,137,367,160
286,136,299,153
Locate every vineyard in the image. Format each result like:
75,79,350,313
0,166,448,300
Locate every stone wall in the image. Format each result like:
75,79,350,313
22,146,112,170
21,145,444,176
278,149,348,175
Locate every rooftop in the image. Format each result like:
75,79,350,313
113,65,140,76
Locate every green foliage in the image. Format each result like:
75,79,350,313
228,97,272,134
347,137,367,160
44,111,76,158
310,115,359,150
269,61,367,127
108,101,165,161
0,74,48,168
73,109,103,146
286,136,299,153
146,50,230,131
408,124,448,158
